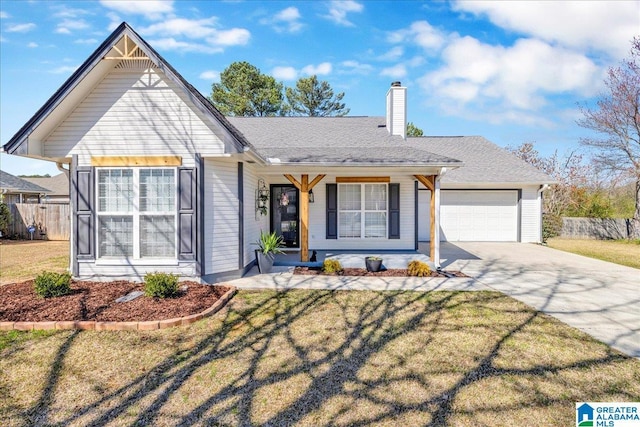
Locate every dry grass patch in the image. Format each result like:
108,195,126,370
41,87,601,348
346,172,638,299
1,290,639,426
0,240,69,285
547,238,640,269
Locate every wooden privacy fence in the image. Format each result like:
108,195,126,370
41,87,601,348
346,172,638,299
5,203,70,240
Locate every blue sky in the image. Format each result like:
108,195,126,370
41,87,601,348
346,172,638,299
1,0,638,176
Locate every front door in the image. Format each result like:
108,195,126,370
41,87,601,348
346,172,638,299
270,185,299,248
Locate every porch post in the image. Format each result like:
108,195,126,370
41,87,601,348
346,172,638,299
433,178,441,268
414,175,439,265
284,174,326,262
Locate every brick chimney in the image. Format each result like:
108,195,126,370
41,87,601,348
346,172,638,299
386,81,406,139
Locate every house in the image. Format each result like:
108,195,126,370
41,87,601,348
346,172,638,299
2,23,553,282
22,173,70,204
0,170,50,204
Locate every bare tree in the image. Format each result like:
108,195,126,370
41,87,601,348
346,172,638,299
578,37,640,238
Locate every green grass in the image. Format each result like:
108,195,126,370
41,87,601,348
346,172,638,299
0,240,69,285
1,290,639,426
547,238,640,269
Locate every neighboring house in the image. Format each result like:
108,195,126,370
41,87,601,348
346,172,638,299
22,173,70,204
0,170,50,204
2,23,553,282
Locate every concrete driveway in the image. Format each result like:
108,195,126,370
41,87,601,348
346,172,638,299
441,242,640,358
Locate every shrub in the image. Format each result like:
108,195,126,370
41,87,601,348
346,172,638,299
408,260,431,277
34,271,72,298
322,259,343,274
144,272,179,298
0,202,11,236
542,214,563,243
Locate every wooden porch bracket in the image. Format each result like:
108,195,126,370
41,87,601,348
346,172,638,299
284,174,326,262
414,175,437,263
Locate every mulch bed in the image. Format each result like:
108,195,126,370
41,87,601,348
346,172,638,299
294,267,468,277
0,280,230,322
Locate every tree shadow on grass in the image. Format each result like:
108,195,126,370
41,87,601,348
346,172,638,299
11,285,640,426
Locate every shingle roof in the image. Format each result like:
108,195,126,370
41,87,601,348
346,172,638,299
0,170,50,194
411,136,555,184
22,173,69,196
227,116,462,166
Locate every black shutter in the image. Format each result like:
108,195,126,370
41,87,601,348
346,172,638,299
326,183,337,239
74,166,95,261
178,167,197,260
389,183,400,239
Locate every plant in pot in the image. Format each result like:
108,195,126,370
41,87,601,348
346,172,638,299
365,256,383,272
255,230,285,273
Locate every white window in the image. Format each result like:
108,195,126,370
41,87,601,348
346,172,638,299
338,183,387,239
97,168,176,259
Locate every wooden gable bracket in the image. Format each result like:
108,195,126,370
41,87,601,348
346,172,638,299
104,34,149,60
284,174,326,262
414,175,438,262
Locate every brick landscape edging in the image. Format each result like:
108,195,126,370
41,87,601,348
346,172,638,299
0,286,237,332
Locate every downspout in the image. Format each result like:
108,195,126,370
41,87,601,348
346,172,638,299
56,162,70,178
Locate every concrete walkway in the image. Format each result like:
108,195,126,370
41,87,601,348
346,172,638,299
227,242,640,358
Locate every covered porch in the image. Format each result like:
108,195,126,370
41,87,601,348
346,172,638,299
259,169,446,266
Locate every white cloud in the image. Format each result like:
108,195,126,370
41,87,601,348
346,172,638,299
340,60,373,75
272,66,298,80
6,23,36,33
420,36,602,113
378,46,404,61
323,0,363,27
387,20,446,52
141,18,250,50
199,70,220,81
0,11,9,19
74,38,98,45
142,17,218,39
302,62,332,75
380,64,407,79
106,12,121,31
52,5,92,19
27,42,38,48
99,0,173,20
452,1,639,60
55,19,90,34
148,38,223,54
262,6,303,33
207,28,250,46
49,65,78,74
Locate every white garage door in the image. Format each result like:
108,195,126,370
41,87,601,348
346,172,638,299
418,190,518,242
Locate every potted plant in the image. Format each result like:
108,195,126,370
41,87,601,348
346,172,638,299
365,256,383,272
255,230,285,273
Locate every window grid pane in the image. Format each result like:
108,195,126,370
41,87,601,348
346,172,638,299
140,169,175,212
140,215,175,257
98,169,133,212
99,216,133,257
364,184,387,211
339,212,361,238
365,212,387,238
338,184,361,210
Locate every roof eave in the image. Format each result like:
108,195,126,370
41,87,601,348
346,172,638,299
266,160,464,168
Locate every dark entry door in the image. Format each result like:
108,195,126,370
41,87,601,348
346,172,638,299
270,185,299,248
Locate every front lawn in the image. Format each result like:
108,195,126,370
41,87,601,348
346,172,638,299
1,290,638,426
0,240,69,285
547,238,640,269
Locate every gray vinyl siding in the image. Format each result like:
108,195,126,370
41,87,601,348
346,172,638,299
242,164,270,269
204,158,240,275
43,67,229,166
